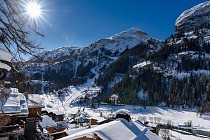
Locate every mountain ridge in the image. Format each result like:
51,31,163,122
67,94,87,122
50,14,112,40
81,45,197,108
21,27,159,92
176,1,210,32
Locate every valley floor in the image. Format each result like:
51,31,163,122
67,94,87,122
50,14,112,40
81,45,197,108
41,85,210,140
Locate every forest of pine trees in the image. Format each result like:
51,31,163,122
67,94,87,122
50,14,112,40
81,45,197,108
97,32,210,113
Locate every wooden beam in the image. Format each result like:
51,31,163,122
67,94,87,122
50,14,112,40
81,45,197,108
0,124,24,128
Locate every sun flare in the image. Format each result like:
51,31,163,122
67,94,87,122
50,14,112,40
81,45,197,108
26,1,41,19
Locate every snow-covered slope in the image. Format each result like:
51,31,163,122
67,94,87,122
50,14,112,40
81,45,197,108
89,27,151,55
105,2,210,109
159,1,210,80
30,27,151,62
41,85,210,140
30,46,81,62
22,27,157,93
176,1,210,32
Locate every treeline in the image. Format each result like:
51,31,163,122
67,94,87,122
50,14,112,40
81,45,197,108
31,59,95,90
97,29,210,113
109,68,168,105
109,68,210,112
97,39,160,91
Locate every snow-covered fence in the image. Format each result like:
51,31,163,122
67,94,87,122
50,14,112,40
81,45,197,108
138,116,161,124
138,116,147,123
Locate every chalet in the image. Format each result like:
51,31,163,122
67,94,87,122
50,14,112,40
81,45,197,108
39,109,68,134
89,118,98,126
144,121,160,135
115,109,131,122
51,131,68,139
27,94,45,118
89,117,113,126
59,109,161,140
58,118,161,140
56,120,68,132
89,117,106,126
0,88,28,139
0,49,38,140
41,108,65,121
38,114,68,135
88,109,131,126
44,109,68,130
39,115,57,133
41,107,51,115
109,94,119,105
49,110,65,121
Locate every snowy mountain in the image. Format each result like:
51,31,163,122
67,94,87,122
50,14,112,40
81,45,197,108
101,2,210,110
30,46,82,63
89,27,151,54
176,1,210,32
20,27,159,93
19,2,210,112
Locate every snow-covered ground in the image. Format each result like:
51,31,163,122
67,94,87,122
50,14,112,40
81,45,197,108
160,129,210,140
41,85,210,140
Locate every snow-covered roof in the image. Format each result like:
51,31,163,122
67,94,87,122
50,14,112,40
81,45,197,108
88,116,106,123
28,94,45,108
0,48,12,71
59,119,161,140
65,127,91,136
42,108,64,115
0,88,28,114
115,109,131,115
42,108,52,113
0,62,11,71
39,115,57,128
51,110,64,116
42,108,65,115
56,121,68,128
134,120,162,140
110,94,118,99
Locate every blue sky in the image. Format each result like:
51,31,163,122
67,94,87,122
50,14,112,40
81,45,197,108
38,0,207,50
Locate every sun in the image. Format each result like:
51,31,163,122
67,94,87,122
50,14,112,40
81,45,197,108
26,1,41,19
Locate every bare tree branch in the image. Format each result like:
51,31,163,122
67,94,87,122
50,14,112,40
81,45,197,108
0,0,44,61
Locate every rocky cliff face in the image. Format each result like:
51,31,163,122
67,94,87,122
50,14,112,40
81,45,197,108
176,1,210,32
89,27,151,55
